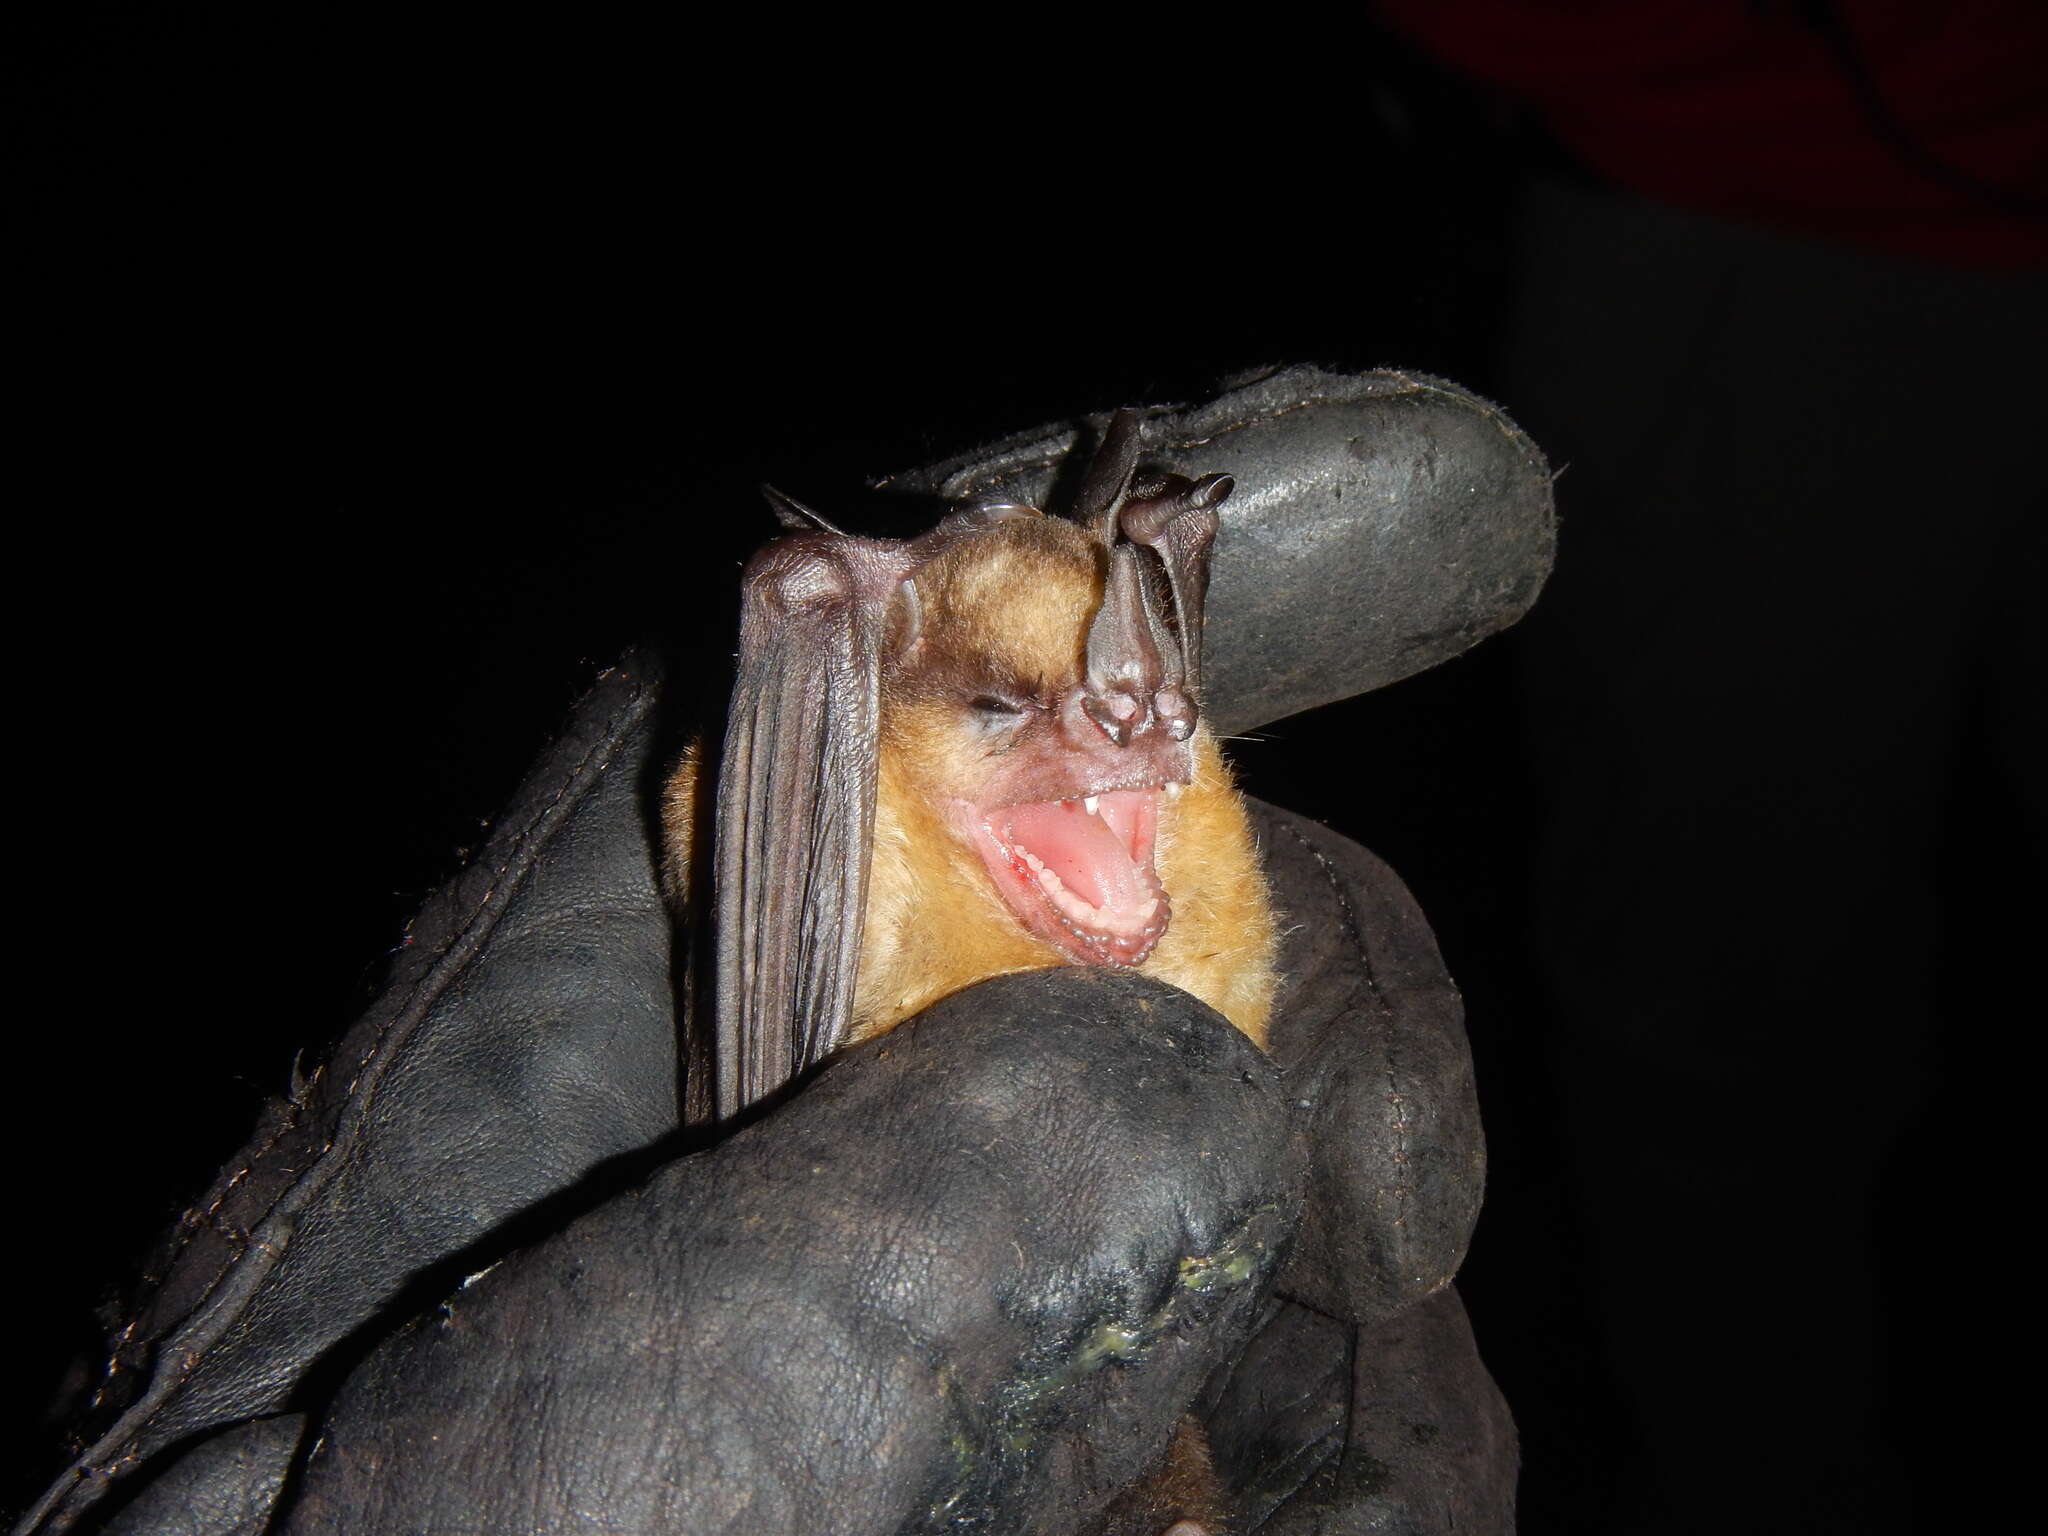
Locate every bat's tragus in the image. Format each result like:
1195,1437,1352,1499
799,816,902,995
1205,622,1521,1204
1067,409,1231,752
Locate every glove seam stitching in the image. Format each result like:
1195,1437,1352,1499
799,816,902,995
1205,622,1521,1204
1271,815,1418,1292
41,667,658,1534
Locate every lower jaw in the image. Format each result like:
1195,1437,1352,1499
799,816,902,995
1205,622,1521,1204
957,812,1171,967
991,852,1171,967
1019,898,1167,968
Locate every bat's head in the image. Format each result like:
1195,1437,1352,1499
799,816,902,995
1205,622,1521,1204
717,411,1231,1112
887,515,1184,966
877,413,1229,969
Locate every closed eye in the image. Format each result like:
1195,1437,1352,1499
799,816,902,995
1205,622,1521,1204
971,694,1026,716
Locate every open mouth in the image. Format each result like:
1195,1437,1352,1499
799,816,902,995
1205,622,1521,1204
963,784,1175,966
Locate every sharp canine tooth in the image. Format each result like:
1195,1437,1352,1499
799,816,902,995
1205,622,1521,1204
1165,782,1182,799
1084,795,1100,815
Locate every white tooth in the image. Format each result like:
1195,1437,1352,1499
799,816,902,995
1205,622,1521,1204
1164,782,1182,800
1084,795,1100,815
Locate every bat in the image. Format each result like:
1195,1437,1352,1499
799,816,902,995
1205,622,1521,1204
663,409,1280,1532
665,407,1278,1120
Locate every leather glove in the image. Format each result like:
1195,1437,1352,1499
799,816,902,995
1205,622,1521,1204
14,366,1552,1536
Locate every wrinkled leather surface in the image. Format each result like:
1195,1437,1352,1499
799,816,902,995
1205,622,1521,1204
95,1418,305,1536
18,660,681,1536
1257,806,1486,1328
18,367,1535,1536
881,364,1556,738
281,971,1299,1536
1214,1289,1516,1536
273,798,1505,1536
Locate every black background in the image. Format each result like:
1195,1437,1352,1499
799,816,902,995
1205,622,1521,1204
13,9,2042,1533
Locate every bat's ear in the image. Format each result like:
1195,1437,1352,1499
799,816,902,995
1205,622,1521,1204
760,484,847,536
1072,408,1146,541
1120,472,1230,696
713,532,908,1120
1067,407,1230,721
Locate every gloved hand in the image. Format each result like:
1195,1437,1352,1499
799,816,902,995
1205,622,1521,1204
15,366,1551,1536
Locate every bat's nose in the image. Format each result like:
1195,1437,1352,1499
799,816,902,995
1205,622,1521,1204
1152,685,1195,741
1070,684,1197,749
1082,687,1144,748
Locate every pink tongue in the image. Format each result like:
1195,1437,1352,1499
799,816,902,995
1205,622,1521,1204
1004,795,1149,912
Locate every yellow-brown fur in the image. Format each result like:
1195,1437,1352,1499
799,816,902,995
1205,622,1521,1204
664,515,1277,1049
854,727,1274,1046
659,737,701,916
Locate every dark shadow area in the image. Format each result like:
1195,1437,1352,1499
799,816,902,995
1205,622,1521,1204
15,4,2043,1531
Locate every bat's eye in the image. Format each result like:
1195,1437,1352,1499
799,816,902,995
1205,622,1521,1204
971,694,1026,717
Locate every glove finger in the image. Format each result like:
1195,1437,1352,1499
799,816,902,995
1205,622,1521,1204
278,970,1302,1536
880,365,1556,738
